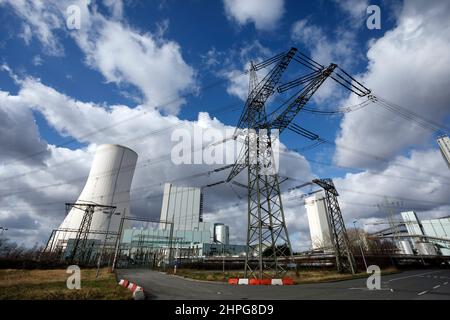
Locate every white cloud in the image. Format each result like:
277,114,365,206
334,0,450,168
0,90,49,164
290,19,364,104
0,0,197,115
335,149,450,231
223,0,284,31
291,19,360,69
210,41,273,101
32,55,43,66
19,23,32,45
0,74,313,248
75,16,196,114
1,0,64,55
103,0,124,20
333,0,369,21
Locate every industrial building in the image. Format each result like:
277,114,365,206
159,183,206,232
304,192,332,251
401,211,450,256
213,223,229,245
48,144,138,253
370,211,450,256
118,183,240,264
437,135,450,169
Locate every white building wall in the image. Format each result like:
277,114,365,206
305,192,332,250
159,183,208,233
55,144,138,246
437,135,450,169
401,211,424,236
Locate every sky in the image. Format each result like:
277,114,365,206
0,0,449,250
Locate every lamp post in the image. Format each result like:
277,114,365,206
353,220,368,270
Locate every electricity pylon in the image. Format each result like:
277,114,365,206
226,47,371,279
313,179,356,273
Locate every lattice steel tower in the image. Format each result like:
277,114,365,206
226,47,370,279
313,179,356,273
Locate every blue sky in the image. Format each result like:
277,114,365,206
0,0,389,163
0,0,449,248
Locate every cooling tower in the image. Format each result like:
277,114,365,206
54,144,138,246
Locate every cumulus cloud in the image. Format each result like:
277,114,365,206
0,90,49,165
0,0,196,114
334,0,450,168
0,73,313,249
290,19,364,103
0,0,64,55
73,14,196,114
291,19,362,70
335,149,450,232
223,0,285,31
205,40,273,101
332,0,369,21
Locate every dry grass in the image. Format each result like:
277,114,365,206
0,268,132,300
173,267,399,284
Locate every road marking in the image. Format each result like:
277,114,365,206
387,271,441,283
349,287,393,291
417,291,428,296
444,282,448,285
433,285,440,289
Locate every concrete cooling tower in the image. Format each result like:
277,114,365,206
54,144,138,247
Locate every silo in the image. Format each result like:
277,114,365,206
214,223,229,245
54,144,138,247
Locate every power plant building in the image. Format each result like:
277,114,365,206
401,211,450,256
304,192,332,250
437,135,450,169
214,223,229,245
159,183,207,232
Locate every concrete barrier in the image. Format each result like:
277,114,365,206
228,277,294,285
118,278,146,300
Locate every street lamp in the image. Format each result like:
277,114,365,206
353,220,368,270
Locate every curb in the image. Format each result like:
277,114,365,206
228,277,294,285
119,278,145,300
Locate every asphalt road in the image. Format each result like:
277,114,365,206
117,269,450,300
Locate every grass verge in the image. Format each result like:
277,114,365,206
172,267,399,284
0,268,132,300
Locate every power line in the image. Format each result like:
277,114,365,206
372,95,450,134
0,136,237,207
0,61,259,168
284,176,449,207
0,101,242,184
285,123,450,180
